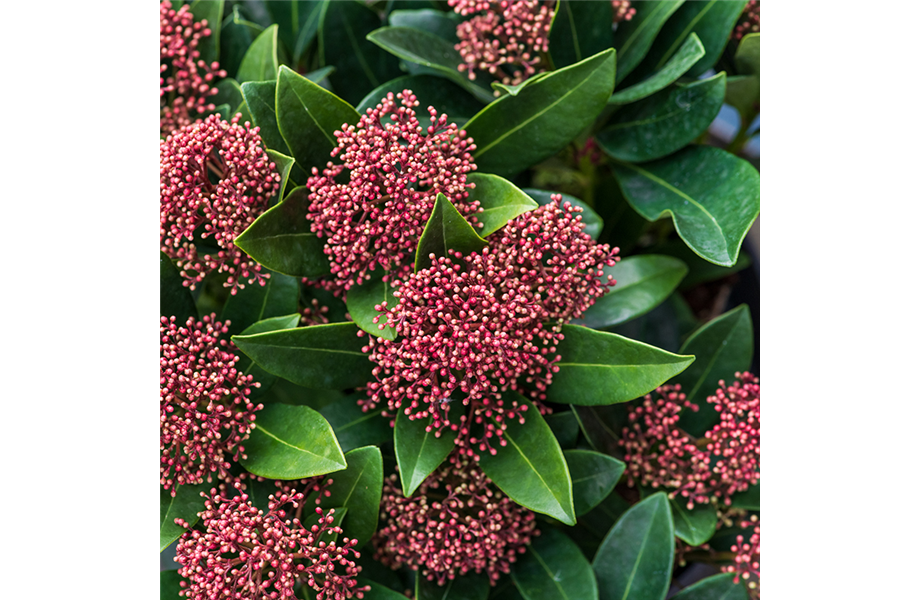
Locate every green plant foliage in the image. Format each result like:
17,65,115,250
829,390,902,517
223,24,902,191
221,6,263,77
608,33,705,105
670,573,749,600
189,0,224,64
565,449,626,516
417,571,491,600
241,80,289,150
466,173,539,236
237,24,279,83
730,482,760,510
220,271,299,336
388,9,460,42
213,78,245,115
568,490,633,559
264,149,296,201
356,74,485,127
319,446,384,549
415,192,488,271
395,407,464,497
523,188,603,240
234,314,302,400
645,239,751,291
346,273,399,341
160,481,210,551
671,498,718,546
549,0,613,69
319,395,391,453
613,0,685,83
161,569,183,600
571,403,630,456
160,252,197,322
359,578,410,600
545,411,580,449
511,528,599,600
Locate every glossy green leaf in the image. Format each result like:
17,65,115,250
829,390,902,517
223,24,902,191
232,322,372,389
395,407,463,498
523,189,603,240
545,411,579,449
490,72,551,97
599,73,725,163
611,145,760,267
565,449,626,516
478,393,575,525
265,149,295,201
735,33,759,76
613,0,685,83
465,49,616,178
417,571,490,600
234,314,301,400
241,402,346,479
673,305,753,436
415,193,488,271
730,481,759,510
346,273,398,341
671,498,718,546
549,0,613,69
189,0,224,64
160,482,209,551
577,255,688,329
161,569,182,600
214,78,244,113
645,240,751,291
319,395,392,453
546,325,694,406
388,8,460,42
293,1,324,62
358,578,409,600
237,24,279,83
319,0,403,105
160,252,197,322
235,186,331,278
593,492,674,600
568,490,632,559
571,404,629,456
275,65,360,176
221,271,299,335
466,173,538,237
512,528,598,600
241,80,292,156
367,26,495,104
321,446,384,547
221,6,262,77
240,314,301,336
670,573,749,600
356,75,485,128
608,33,705,105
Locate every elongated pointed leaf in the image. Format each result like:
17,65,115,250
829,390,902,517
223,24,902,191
320,446,384,547
568,490,633,559
524,189,603,240
565,450,626,516
346,273,398,341
417,571,490,600
293,1,323,62
265,149,295,201
478,393,576,525
670,573,749,600
613,0,685,83
593,493,674,600
319,395,391,453
466,173,538,237
160,482,209,551
673,304,753,435
547,325,694,406
464,49,616,178
235,186,331,278
233,314,301,400
395,407,463,497
232,322,372,389
671,498,718,546
611,145,760,267
549,0,613,69
388,9,461,42
415,193,488,271
512,529,597,600
491,72,551,97
577,255,688,329
221,271,299,335
241,402,346,479
189,0,224,64
240,314,301,336
356,74,485,128
609,33,705,105
237,24,279,83
241,81,287,152
160,252,197,322
220,6,261,77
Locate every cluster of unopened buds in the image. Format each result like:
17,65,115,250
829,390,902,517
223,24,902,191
174,482,368,600
160,315,262,495
373,452,537,585
159,0,226,134
734,0,760,40
724,514,760,598
611,0,636,23
160,113,281,293
620,373,761,508
361,197,618,457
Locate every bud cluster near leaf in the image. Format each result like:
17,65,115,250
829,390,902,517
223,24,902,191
159,2,760,600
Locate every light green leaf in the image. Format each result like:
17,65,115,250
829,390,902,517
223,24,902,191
466,173,538,237
237,24,279,83
160,482,209,552
671,498,718,546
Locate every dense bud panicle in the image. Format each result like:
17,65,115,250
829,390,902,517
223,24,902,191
161,114,281,293
160,315,263,495
734,0,760,40
373,453,537,585
723,515,760,599
306,90,479,294
611,0,636,23
621,373,761,509
160,0,227,134
174,483,367,600
362,198,618,457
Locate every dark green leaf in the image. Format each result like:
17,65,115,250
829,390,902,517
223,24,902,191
395,406,463,497
366,26,495,104
160,252,197,322
608,294,697,354
490,580,527,600
512,528,598,600
346,273,399,341
319,395,392,453
725,75,759,127
523,189,603,241
730,481,759,510
189,0,224,64
161,569,183,600
593,492,674,600
160,482,209,551
549,0,613,69
213,103,232,120
356,74,485,128
234,313,301,400
644,240,751,291
220,6,262,77
670,573,749,600
275,64,360,176
236,24,279,83
240,314,301,336
241,80,308,183
265,149,296,202
305,65,336,84
673,304,753,435
546,325,694,406
464,49,616,178
214,78,244,113
221,271,299,336
568,490,632,559
293,1,324,63
235,186,331,278
576,255,688,329
490,72,551,97
232,322,372,389
359,578,410,600
671,498,717,546
388,8,460,42
571,404,629,456
598,72,726,162
478,393,576,525
545,411,579,449
613,0,685,83
241,402,346,479
466,173,538,237
735,33,759,77
611,145,760,267
321,446,384,547
417,571,490,600
608,33,705,105
415,192,488,271
565,449,625,516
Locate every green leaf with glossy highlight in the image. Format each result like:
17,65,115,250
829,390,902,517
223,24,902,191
236,24,279,83
613,0,685,83
565,450,626,516
466,173,538,237
415,193,488,271
346,273,398,341
395,407,463,498
671,498,718,546
512,528,598,600
549,0,613,69
670,573,749,600
320,446,383,547
609,33,705,105
160,481,209,551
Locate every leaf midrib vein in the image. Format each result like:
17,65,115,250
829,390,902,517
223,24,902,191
615,162,723,234
254,423,334,461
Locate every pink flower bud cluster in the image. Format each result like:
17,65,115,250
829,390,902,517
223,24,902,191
373,453,537,586
449,0,555,92
174,482,368,600
161,114,281,294
611,1,636,24
723,514,760,599
734,0,760,40
160,0,227,135
620,373,761,509
361,198,618,457
306,90,480,294
160,315,263,496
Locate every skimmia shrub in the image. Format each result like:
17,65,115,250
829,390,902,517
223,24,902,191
161,3,761,600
